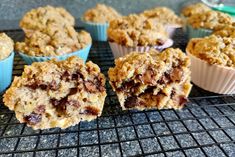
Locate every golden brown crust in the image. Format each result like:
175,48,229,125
3,56,107,130
83,4,121,23
181,2,211,17
213,24,235,38
108,48,192,110
20,5,75,34
141,7,183,26
107,14,169,47
0,33,14,60
186,35,235,68
15,26,91,57
187,11,233,30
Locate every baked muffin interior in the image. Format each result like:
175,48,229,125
108,48,192,110
3,56,106,129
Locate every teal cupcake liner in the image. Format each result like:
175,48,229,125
19,44,92,64
0,52,14,94
81,19,109,41
187,25,212,39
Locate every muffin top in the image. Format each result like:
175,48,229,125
83,4,121,23
0,33,14,60
107,14,169,47
16,26,91,57
187,35,235,68
141,7,183,26
181,2,211,17
213,24,235,38
20,5,75,34
187,10,233,30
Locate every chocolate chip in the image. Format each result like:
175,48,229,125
69,88,78,96
24,112,42,125
80,106,99,116
118,80,135,92
35,105,45,114
27,83,38,90
179,96,188,106
84,81,98,93
51,98,67,114
124,96,139,108
158,72,171,84
39,84,47,90
170,68,183,82
61,71,71,81
72,71,83,80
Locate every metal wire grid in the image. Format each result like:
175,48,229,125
0,30,234,157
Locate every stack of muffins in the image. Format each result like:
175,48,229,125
16,6,92,64
1,3,234,130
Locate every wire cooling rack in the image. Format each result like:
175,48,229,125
0,29,234,157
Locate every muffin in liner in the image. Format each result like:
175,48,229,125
0,52,14,93
187,24,212,38
109,39,173,58
81,19,109,41
19,44,91,64
187,51,235,94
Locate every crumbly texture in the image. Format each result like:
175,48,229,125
83,4,121,23
181,2,211,17
187,35,235,68
15,26,92,57
107,14,169,47
3,56,106,130
213,24,235,38
0,33,14,60
140,7,183,26
187,10,233,30
108,48,192,110
20,5,75,35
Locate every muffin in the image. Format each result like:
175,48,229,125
140,7,183,37
213,24,235,38
186,35,235,94
107,14,173,58
20,5,75,36
81,4,121,41
108,48,192,110
181,2,211,18
3,56,106,130
0,33,14,93
187,10,233,38
16,25,92,64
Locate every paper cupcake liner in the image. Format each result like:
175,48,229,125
165,25,182,38
109,39,173,58
187,52,235,94
187,25,212,39
0,52,14,93
81,19,109,41
19,44,92,65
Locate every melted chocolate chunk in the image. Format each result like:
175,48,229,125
39,84,47,90
61,71,71,81
179,96,188,106
69,88,78,96
158,72,171,84
170,68,183,82
24,112,42,125
124,96,139,108
72,71,84,80
84,81,97,93
80,106,99,116
51,98,67,114
36,105,45,114
118,80,135,92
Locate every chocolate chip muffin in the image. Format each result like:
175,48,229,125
20,5,75,35
3,56,106,129
0,33,14,60
108,48,192,110
83,3,121,24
